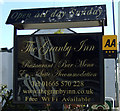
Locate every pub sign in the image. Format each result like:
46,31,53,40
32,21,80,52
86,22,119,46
14,33,104,104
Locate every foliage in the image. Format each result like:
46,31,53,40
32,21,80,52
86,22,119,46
0,85,33,111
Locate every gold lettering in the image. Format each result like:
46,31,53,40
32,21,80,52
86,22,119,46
41,97,50,102
13,13,22,21
11,12,19,20
29,97,38,102
34,10,49,18
96,9,103,18
36,69,50,77
52,97,58,102
83,45,95,51
56,10,66,19
70,8,76,16
62,97,91,102
19,70,26,76
74,39,95,52
15,13,23,21
25,96,38,102
22,60,53,68
73,81,84,87
26,13,31,19
34,13,41,18
81,10,86,15
87,8,93,15
76,59,95,68
40,10,49,17
39,41,72,56
93,10,98,15
50,10,58,17
75,39,87,51
21,41,37,53
11,12,31,21
55,70,97,77
23,90,37,94
57,60,74,68
85,89,94,95
25,96,29,101
76,10,81,16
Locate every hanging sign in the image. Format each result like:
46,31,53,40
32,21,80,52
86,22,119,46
13,33,104,105
6,5,106,25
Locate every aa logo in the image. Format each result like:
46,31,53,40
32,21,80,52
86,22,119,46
104,39,115,47
102,35,117,50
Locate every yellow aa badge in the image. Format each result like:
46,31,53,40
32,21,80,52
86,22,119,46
102,35,117,50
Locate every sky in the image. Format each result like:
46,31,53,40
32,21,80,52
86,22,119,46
0,0,120,49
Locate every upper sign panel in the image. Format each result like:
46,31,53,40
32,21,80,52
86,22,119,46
6,5,107,29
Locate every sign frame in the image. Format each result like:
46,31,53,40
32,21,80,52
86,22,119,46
5,4,107,107
13,33,104,105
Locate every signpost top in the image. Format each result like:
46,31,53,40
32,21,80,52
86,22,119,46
6,5,107,29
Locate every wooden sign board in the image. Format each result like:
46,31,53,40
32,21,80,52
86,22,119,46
13,33,104,105
6,5,107,29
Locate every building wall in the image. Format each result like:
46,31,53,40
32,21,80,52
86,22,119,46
0,51,13,90
0,53,2,87
105,59,116,99
0,53,2,109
